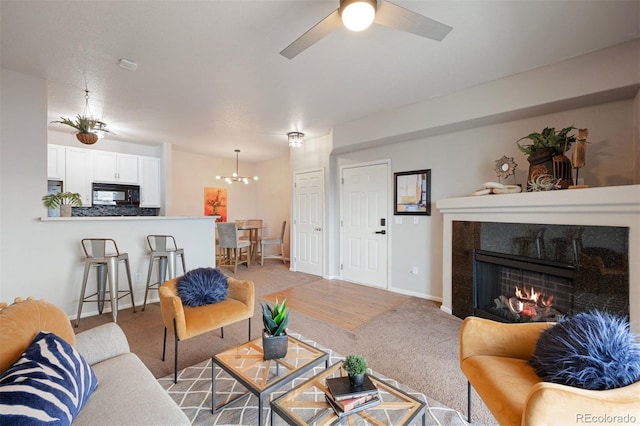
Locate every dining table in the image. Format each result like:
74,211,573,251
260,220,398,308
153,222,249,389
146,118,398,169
236,221,262,263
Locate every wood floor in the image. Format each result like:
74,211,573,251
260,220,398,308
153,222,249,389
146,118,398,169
261,279,410,331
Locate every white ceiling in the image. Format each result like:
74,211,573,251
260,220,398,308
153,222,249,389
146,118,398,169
1,1,638,163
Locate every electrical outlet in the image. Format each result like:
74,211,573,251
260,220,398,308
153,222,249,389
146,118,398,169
135,272,142,283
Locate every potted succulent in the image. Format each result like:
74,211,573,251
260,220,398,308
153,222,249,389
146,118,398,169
50,115,109,145
343,354,368,387
516,126,576,190
261,298,289,360
42,192,82,217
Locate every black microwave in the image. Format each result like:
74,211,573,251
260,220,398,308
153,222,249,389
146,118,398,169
92,183,140,206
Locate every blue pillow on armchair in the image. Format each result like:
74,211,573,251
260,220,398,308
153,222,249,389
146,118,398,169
529,310,640,390
177,267,228,307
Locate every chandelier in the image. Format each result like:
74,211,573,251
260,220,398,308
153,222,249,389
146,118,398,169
288,131,304,148
216,150,258,184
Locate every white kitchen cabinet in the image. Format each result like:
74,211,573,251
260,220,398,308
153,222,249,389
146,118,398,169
93,150,139,184
47,144,66,180
138,156,161,207
65,147,92,206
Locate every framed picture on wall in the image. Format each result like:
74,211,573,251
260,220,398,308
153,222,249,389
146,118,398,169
394,169,431,215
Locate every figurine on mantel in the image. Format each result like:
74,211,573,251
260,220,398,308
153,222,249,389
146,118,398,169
569,128,589,189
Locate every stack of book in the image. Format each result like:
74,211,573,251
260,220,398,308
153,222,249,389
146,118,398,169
325,375,381,417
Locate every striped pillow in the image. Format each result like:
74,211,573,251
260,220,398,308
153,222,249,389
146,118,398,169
0,331,98,425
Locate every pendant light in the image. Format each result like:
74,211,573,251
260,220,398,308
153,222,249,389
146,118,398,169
216,150,259,184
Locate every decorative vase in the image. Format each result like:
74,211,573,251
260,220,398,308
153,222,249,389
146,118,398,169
262,330,288,360
60,204,72,217
76,133,98,145
348,373,365,387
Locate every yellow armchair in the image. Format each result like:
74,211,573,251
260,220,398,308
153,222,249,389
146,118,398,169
159,276,255,382
460,316,640,426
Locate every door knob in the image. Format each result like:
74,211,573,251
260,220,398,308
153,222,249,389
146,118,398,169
374,230,386,235
314,227,322,231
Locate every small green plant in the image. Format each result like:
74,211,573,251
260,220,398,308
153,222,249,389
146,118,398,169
343,354,367,376
42,192,82,209
261,298,289,336
516,126,576,156
50,114,109,135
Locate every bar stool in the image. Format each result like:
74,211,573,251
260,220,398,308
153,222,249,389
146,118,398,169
76,238,136,327
143,235,186,310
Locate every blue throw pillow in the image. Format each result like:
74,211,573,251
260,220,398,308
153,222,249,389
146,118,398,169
529,311,640,390
177,267,228,307
0,331,98,425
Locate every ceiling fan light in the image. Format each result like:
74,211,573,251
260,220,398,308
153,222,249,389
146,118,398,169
340,0,376,32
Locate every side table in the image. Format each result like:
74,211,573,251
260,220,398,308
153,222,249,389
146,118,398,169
271,361,426,425
212,335,328,426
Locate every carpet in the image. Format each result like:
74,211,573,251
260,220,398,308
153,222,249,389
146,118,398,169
158,331,472,425
261,280,410,331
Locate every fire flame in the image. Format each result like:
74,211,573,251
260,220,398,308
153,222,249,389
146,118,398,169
508,285,554,318
514,285,553,307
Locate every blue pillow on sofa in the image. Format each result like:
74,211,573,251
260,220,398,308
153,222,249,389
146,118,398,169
0,331,98,425
529,310,640,390
177,267,228,307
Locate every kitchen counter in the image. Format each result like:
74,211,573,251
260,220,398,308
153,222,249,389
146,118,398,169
40,216,218,222
34,215,217,320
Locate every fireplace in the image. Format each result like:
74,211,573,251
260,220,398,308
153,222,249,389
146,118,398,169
436,185,640,331
452,222,629,322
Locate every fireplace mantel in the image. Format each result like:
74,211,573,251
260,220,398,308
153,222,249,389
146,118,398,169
436,184,640,330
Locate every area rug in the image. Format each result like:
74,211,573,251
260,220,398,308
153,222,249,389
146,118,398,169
158,331,472,425
261,280,410,331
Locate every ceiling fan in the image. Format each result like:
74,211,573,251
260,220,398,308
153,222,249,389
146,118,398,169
280,0,453,59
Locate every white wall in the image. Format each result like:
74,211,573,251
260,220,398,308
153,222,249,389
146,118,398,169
254,156,291,258
335,99,637,301
1,69,48,303
292,41,640,301
170,149,291,257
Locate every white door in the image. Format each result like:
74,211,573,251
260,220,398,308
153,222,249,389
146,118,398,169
341,162,389,288
294,170,324,276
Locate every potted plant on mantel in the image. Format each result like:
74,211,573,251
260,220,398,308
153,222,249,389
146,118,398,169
42,192,82,217
343,354,368,387
516,126,576,190
261,298,289,360
50,115,109,145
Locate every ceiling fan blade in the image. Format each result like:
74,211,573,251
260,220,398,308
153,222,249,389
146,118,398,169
280,9,342,59
374,0,452,41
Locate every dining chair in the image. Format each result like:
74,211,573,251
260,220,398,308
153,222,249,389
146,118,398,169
260,220,287,266
217,222,251,273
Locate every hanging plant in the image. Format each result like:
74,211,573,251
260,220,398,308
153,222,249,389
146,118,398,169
51,114,110,145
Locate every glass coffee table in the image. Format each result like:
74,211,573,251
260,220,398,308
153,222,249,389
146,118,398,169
270,361,426,425
212,335,328,426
